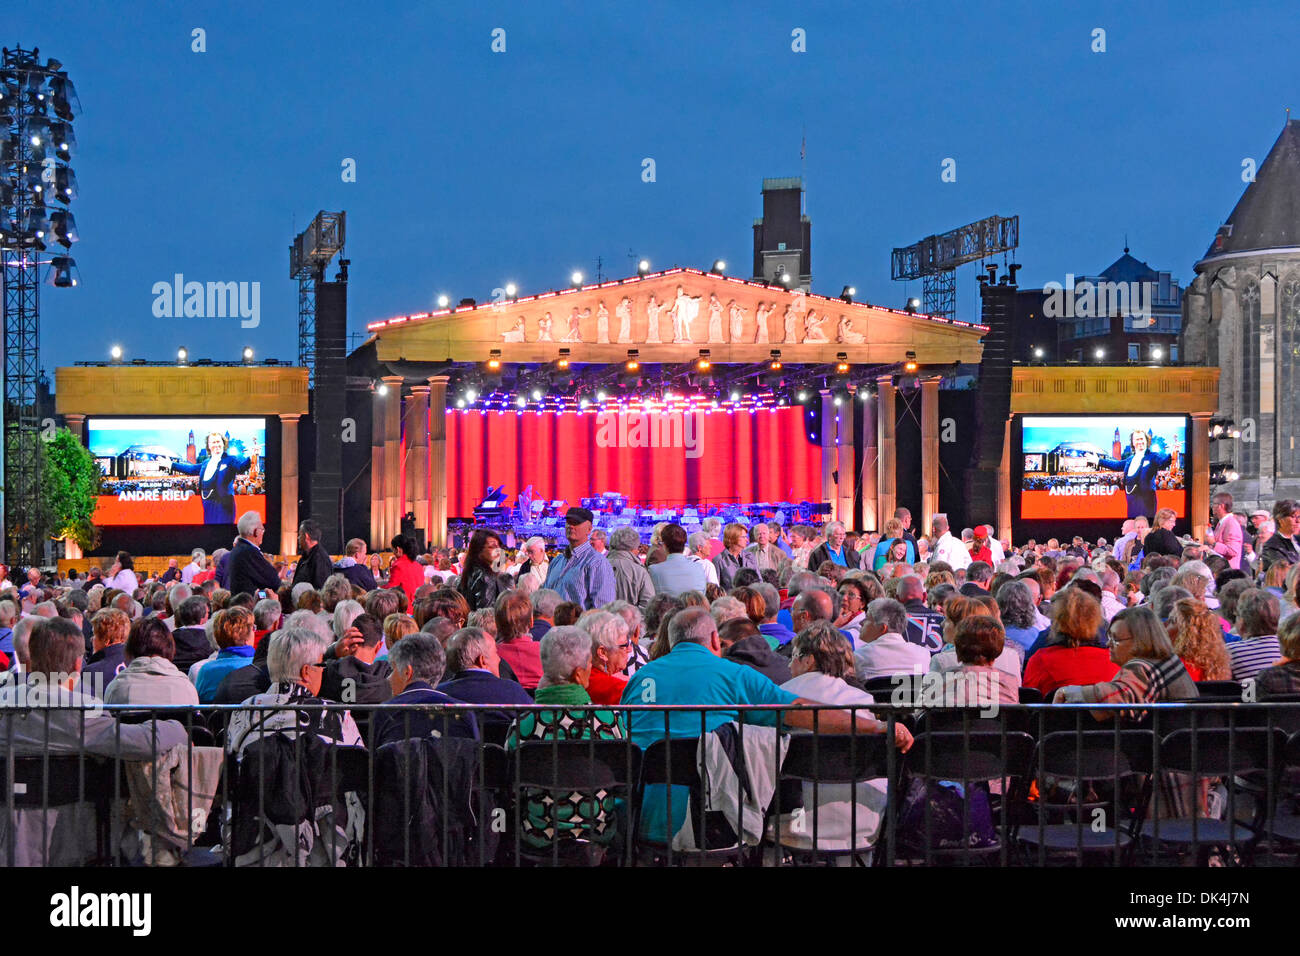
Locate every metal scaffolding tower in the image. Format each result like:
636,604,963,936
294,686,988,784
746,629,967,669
1,46,81,564
290,211,345,385
891,215,1019,321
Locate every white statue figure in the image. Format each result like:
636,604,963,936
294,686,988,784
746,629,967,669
596,301,610,343
755,302,774,344
537,312,554,342
837,314,864,344
501,316,526,342
561,306,585,343
804,309,828,343
728,299,744,341
670,285,701,343
616,297,632,343
707,294,724,343
783,303,803,344
646,296,666,344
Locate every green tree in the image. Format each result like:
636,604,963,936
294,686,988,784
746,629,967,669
39,428,102,550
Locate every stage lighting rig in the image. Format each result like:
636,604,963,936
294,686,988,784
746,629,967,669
710,259,726,275
841,286,855,304
835,352,851,374
904,297,920,313
903,351,918,373
637,259,651,276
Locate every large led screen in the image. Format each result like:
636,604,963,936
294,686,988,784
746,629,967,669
1019,415,1187,520
87,417,268,526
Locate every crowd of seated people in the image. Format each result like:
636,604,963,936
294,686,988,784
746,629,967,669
3,491,1299,866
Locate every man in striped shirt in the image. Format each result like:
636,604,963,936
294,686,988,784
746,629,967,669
1228,588,1283,681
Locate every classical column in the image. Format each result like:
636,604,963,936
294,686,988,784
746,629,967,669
405,384,431,545
1191,411,1211,543
997,417,1013,545
876,375,897,526
859,387,879,531
279,414,301,557
920,376,941,537
370,383,386,549
428,375,450,548
63,413,86,442
382,375,404,547
819,389,836,520
837,389,856,530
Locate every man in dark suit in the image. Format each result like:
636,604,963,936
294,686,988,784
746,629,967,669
229,510,280,598
374,634,478,748
1097,428,1181,520
292,518,334,590
438,628,533,738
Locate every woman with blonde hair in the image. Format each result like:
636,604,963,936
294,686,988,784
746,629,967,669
1166,598,1230,682
1022,586,1115,699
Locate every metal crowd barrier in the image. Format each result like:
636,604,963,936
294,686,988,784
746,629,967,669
3,699,1300,866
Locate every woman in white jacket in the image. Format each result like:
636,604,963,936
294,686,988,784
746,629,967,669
102,550,140,595
778,621,890,859
104,618,199,706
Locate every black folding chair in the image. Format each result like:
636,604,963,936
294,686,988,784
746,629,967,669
1015,729,1154,865
764,733,892,866
898,730,1035,865
632,736,748,866
511,739,640,866
1137,726,1284,864
0,754,114,865
1194,680,1246,701
1253,730,1300,860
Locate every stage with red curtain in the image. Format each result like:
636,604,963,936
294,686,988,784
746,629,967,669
444,406,823,517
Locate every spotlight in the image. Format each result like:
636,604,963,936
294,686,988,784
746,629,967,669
1094,347,1105,361
516,396,527,408
835,352,851,374
377,382,388,396
637,259,651,276
730,389,742,402
596,389,608,402
579,397,590,410
695,349,711,372
711,259,726,274
455,398,466,409
505,282,518,299
465,388,478,402
797,389,809,403
778,272,792,286
1033,347,1045,360
840,285,856,304
1151,346,1163,361
486,349,502,372
570,271,584,288
109,344,122,363
177,346,189,365
556,348,570,371
48,255,77,287
625,349,640,373
242,346,254,363
904,350,918,374
48,209,77,248
769,349,783,371
904,297,921,313
437,294,450,309
531,387,543,401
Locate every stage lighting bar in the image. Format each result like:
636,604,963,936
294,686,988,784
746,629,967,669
835,352,851,374
903,350,918,373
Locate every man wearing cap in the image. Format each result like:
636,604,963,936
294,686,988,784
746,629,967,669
1251,510,1276,546
542,507,617,609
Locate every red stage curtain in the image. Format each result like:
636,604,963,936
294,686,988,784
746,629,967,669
445,406,822,517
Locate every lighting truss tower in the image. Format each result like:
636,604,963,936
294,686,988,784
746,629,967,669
891,214,1018,321
290,211,345,384
0,46,81,565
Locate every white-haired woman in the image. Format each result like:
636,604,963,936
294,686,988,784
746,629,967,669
182,548,207,585
226,626,363,866
505,626,626,857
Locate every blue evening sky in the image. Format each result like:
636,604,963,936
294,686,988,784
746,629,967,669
17,0,1298,371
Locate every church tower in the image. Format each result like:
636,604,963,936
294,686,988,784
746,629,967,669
1182,118,1300,509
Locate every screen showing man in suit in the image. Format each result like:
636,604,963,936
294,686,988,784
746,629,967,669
87,417,268,526
1019,415,1186,520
